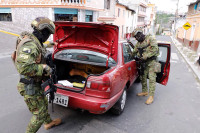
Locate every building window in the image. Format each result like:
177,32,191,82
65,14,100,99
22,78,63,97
118,8,120,17
139,6,146,12
104,0,110,9
131,11,134,15
0,8,12,21
138,17,145,22
0,13,12,21
85,10,93,22
61,0,81,3
85,15,93,22
54,8,78,21
123,10,125,17
123,43,134,63
55,14,77,21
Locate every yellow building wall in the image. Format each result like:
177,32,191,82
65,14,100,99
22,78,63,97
185,14,200,41
177,3,200,51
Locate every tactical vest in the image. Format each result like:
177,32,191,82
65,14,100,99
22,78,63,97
136,35,158,61
11,31,46,65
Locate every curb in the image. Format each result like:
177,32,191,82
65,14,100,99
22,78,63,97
170,36,200,83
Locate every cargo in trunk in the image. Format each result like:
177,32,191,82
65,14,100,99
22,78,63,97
54,59,110,88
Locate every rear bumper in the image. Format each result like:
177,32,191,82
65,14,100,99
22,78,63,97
56,87,123,114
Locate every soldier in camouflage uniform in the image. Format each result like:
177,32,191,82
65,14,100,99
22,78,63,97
131,28,160,105
13,17,61,133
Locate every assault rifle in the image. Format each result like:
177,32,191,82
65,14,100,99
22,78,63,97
41,53,58,112
135,56,146,75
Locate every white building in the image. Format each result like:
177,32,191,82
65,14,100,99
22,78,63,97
146,3,156,35
119,0,149,33
0,0,104,33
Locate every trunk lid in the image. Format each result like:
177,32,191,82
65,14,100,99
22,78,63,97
53,22,119,62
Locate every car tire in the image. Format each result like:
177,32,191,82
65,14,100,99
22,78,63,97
111,86,127,115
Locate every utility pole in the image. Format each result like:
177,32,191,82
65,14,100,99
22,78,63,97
174,0,180,36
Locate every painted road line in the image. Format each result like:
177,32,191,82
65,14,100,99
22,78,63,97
0,30,19,37
0,29,50,44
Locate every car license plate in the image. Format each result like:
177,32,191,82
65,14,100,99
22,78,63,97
47,93,69,107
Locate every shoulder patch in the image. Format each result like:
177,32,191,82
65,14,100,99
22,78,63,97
19,54,29,60
22,48,32,54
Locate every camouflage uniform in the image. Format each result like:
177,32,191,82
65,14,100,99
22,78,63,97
15,32,52,133
132,34,159,96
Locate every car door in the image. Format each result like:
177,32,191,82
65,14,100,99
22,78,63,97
156,43,171,85
122,43,138,85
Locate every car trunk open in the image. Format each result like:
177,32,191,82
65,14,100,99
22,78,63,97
52,22,119,91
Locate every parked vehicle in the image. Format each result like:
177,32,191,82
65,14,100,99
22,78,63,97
48,22,171,115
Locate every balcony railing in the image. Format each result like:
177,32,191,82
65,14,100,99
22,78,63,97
61,0,85,4
138,11,146,17
0,0,86,5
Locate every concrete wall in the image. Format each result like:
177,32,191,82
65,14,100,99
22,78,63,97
13,8,51,31
78,9,97,22
0,8,51,33
93,11,98,22
125,10,134,33
114,4,126,40
98,0,116,18
85,0,104,10
0,7,98,34
78,9,85,22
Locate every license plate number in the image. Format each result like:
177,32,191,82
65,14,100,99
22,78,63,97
47,93,69,107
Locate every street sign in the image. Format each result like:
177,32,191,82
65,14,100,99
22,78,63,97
183,22,192,30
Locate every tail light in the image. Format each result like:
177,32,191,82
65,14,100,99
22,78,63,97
85,76,111,98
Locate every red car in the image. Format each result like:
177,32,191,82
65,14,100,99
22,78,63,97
49,22,171,115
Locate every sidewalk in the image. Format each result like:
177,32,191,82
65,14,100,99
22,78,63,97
171,36,200,82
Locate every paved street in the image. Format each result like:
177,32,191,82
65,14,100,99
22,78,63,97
0,32,200,133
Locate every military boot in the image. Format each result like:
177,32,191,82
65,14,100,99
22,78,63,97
44,118,62,130
137,92,148,96
145,96,154,105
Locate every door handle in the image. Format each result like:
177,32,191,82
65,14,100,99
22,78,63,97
128,67,131,70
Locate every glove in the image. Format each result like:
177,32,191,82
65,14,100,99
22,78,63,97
43,65,52,76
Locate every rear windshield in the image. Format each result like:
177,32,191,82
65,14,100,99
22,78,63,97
54,49,116,65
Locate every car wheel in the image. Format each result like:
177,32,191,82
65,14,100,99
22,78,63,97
111,87,127,115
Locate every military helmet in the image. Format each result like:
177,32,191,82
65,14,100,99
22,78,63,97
132,28,143,37
31,17,55,34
